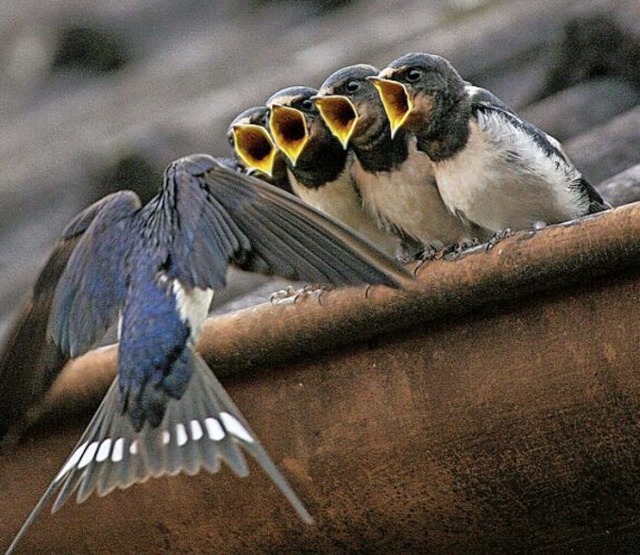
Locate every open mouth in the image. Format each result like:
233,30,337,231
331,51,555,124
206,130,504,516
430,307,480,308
232,124,278,177
268,105,309,166
313,95,358,150
367,77,412,139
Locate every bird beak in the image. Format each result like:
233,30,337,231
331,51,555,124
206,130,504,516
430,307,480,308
269,105,309,167
367,76,413,139
312,95,358,150
231,124,278,178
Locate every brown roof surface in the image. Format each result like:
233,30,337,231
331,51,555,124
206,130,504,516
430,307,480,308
2,0,640,552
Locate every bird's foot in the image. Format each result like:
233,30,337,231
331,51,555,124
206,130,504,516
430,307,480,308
269,284,330,305
485,228,513,251
412,247,440,275
270,286,298,305
448,238,481,257
420,246,440,261
412,237,484,274
395,239,423,264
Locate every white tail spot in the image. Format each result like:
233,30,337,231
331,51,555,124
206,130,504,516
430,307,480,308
176,423,188,446
78,441,100,469
130,440,138,455
162,430,171,445
220,412,253,443
112,438,124,462
190,420,203,441
55,442,88,481
96,439,112,463
204,417,225,441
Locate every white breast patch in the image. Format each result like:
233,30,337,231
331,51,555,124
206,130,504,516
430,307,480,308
288,168,399,255
434,114,586,232
171,281,214,340
352,141,472,248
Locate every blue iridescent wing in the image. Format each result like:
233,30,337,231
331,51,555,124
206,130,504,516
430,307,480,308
161,154,409,290
0,192,140,442
49,191,141,357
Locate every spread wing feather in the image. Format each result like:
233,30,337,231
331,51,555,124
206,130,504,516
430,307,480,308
49,191,141,357
161,154,409,290
0,192,140,444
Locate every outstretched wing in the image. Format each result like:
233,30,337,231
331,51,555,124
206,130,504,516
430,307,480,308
5,351,311,555
0,192,139,445
49,191,142,357
160,154,410,290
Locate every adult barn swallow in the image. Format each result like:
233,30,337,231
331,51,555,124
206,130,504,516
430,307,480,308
315,64,483,254
227,106,292,193
267,86,399,256
372,53,610,234
6,154,409,553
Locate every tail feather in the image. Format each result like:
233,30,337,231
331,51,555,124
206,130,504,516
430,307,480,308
190,385,223,474
6,352,312,555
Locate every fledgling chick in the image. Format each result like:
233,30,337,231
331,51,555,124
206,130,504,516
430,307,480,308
227,106,292,193
314,64,484,257
5,154,410,553
372,53,610,234
267,86,400,256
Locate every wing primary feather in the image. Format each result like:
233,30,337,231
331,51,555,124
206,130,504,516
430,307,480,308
208,166,408,286
49,191,141,357
223,169,408,283
260,202,369,279
240,208,329,279
164,155,408,292
244,201,396,284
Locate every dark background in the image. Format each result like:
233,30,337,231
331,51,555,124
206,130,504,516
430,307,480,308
1,0,639,335
0,0,640,333
0,0,640,326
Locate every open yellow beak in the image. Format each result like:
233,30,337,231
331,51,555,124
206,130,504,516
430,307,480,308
268,105,309,167
231,124,278,177
367,77,413,139
312,95,358,150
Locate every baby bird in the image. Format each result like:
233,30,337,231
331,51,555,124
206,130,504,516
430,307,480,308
227,106,292,193
371,53,610,235
267,86,399,255
315,64,483,257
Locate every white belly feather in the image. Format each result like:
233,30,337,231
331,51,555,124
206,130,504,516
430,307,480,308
434,114,587,233
172,282,214,341
352,141,473,249
288,168,399,255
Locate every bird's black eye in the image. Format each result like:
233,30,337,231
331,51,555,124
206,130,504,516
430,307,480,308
406,67,422,82
345,80,360,93
259,113,268,126
228,133,235,146
300,98,314,111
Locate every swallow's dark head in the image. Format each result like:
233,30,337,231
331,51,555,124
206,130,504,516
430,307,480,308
267,86,335,166
372,53,466,138
266,86,320,118
227,106,270,144
227,106,278,177
315,64,388,149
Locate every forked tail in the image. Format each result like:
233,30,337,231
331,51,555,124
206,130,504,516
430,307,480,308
5,352,312,554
